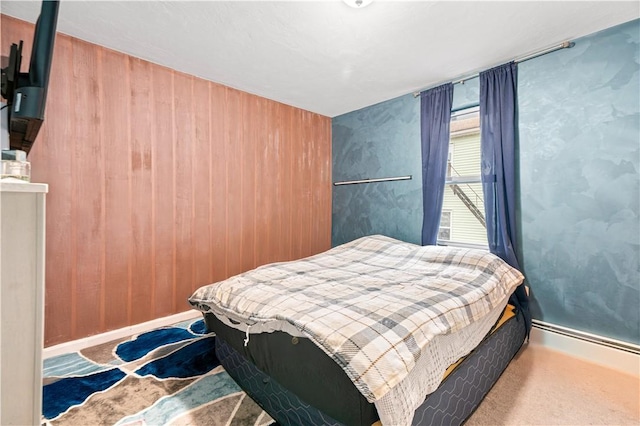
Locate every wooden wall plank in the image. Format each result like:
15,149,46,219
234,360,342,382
254,97,271,267
301,110,314,258
308,112,320,256
151,65,175,318
268,101,280,263
225,88,243,277
26,28,75,344
173,72,195,311
2,15,332,345
312,114,332,255
278,104,293,261
290,108,304,260
193,77,212,292
264,100,279,265
129,58,154,324
209,83,227,283
101,49,131,332
70,38,103,339
241,93,256,272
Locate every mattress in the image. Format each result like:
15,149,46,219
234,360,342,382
205,302,522,426
189,235,525,411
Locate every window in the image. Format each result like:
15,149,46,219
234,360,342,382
438,210,452,241
438,106,488,248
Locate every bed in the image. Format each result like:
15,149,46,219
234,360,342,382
188,235,529,425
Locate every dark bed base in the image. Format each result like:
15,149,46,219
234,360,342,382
214,310,526,426
412,309,526,425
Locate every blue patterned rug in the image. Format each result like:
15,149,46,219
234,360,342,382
42,318,275,425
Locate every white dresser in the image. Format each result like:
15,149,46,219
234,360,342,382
0,179,47,425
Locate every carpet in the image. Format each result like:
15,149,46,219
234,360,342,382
42,318,275,426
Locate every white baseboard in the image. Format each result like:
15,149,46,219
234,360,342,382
43,310,203,360
530,324,640,378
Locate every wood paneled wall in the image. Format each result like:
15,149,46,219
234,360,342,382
1,15,332,346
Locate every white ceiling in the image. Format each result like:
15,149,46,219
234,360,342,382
2,1,638,117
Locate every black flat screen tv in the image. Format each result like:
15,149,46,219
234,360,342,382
1,0,60,155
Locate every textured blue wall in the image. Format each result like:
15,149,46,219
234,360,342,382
332,19,639,344
331,85,479,247
332,94,421,246
518,20,639,343
452,77,479,111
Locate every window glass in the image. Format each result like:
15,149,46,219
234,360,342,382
438,210,452,241
439,107,488,247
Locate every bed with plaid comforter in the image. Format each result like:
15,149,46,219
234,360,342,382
188,234,524,403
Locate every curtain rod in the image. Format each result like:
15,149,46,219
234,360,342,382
412,41,575,98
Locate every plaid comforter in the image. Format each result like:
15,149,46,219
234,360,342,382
188,235,524,402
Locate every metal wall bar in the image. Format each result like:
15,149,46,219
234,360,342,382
333,175,412,186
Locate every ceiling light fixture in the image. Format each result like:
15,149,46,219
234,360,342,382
343,0,373,8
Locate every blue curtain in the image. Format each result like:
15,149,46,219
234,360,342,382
420,83,453,246
480,62,531,334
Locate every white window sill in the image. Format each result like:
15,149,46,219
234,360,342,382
436,240,489,251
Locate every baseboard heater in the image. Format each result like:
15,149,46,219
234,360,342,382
532,319,640,355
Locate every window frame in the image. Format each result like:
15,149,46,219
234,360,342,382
438,209,452,242
437,105,489,251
